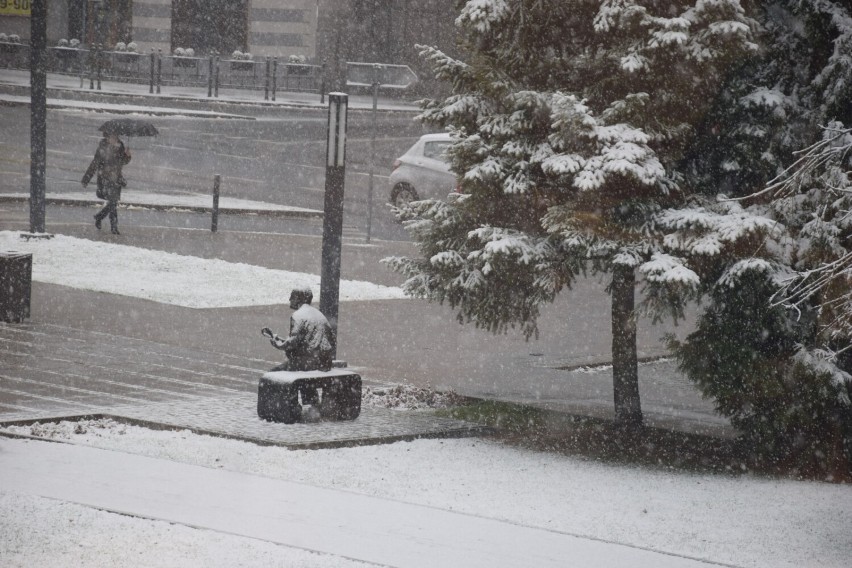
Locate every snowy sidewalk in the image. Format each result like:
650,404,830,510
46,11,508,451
0,92,255,119
0,189,322,218
0,437,727,568
0,68,421,112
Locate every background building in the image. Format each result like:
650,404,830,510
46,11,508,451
1,0,459,94
2,1,318,59
134,0,317,58
316,0,458,94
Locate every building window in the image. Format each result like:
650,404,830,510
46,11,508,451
80,0,132,47
171,0,248,55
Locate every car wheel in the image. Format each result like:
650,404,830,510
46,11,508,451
391,183,418,207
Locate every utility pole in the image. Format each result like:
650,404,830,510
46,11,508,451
319,93,348,358
29,0,47,234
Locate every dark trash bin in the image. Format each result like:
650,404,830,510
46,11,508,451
0,252,32,323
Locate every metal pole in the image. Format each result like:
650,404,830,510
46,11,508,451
29,0,47,234
272,58,277,101
211,174,221,232
156,49,162,94
79,48,85,88
89,48,94,89
264,57,270,100
214,56,219,97
366,66,380,243
96,44,102,90
149,49,155,93
320,62,326,104
207,55,213,97
320,93,348,357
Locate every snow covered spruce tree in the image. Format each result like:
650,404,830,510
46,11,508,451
384,0,757,427
660,1,852,476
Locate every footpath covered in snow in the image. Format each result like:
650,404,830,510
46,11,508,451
0,436,719,568
0,231,406,308
3,422,851,568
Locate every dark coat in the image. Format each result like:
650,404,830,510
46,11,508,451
82,139,131,200
281,304,335,371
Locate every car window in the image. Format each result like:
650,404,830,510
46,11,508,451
423,141,450,161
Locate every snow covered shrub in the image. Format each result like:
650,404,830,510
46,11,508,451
69,39,81,48
114,41,126,52
8,34,21,43
242,52,251,60
670,270,852,479
231,50,243,60
173,47,186,57
288,54,306,64
666,0,852,480
184,47,194,57
0,33,8,42
126,41,137,52
57,38,69,47
385,0,758,428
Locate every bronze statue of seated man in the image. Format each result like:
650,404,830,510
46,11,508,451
262,287,335,408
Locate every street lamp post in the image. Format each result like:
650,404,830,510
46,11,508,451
29,0,47,234
320,93,349,358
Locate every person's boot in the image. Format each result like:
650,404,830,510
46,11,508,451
94,215,102,230
111,227,120,235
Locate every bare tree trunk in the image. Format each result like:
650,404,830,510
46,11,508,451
611,264,643,427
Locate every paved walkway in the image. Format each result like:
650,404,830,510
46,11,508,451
0,189,323,218
0,321,486,448
0,437,731,568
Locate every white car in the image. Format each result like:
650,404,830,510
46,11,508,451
388,133,456,206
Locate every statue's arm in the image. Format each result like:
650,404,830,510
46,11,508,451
282,318,308,354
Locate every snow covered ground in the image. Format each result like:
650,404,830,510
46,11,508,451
0,231,406,307
1,420,850,568
0,189,847,565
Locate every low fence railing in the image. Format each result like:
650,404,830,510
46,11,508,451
0,42,323,99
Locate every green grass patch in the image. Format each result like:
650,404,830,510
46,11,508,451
443,400,751,476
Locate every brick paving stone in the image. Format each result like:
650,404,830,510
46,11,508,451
0,322,491,448
0,393,492,449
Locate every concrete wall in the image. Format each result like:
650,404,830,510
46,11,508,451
132,0,171,54
247,0,317,60
131,0,317,60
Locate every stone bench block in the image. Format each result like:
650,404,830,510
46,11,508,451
258,370,361,424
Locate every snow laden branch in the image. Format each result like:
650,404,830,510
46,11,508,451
456,0,510,34
546,93,666,193
382,198,578,339
758,124,852,343
638,200,789,322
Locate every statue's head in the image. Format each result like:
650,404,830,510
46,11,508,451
289,287,313,310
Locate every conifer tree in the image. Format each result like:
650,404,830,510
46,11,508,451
385,0,757,427
659,0,852,476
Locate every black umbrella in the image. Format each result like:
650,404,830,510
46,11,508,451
98,118,159,137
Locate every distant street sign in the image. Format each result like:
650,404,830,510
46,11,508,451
346,62,418,90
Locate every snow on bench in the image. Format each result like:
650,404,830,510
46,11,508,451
258,369,361,424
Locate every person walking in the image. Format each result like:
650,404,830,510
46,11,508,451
82,132,131,235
